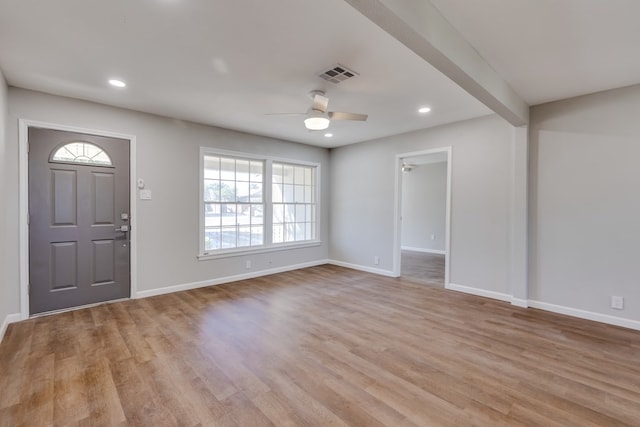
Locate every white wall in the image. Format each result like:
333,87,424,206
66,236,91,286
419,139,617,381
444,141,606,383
6,88,329,313
330,114,513,295
401,161,446,252
530,84,640,323
0,69,17,339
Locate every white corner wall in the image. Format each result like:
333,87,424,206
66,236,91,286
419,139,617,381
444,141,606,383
329,114,514,296
530,84,640,325
1,70,20,341
6,88,329,308
401,161,447,253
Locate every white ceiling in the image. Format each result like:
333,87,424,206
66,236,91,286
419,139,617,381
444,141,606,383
429,0,640,106
1,0,638,148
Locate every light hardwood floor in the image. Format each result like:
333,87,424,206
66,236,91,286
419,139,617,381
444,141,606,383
401,250,445,286
1,265,640,426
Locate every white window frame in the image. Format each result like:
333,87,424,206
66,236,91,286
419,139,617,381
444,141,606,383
198,147,321,260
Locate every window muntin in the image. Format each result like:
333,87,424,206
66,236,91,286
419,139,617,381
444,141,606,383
51,142,112,166
200,150,319,257
203,155,264,252
272,162,316,244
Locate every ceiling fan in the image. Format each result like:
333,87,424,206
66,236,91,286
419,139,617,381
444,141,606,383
267,90,368,131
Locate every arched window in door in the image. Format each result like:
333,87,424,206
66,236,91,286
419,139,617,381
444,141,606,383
50,142,113,166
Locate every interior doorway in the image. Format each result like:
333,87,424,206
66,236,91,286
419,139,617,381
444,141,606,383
394,148,451,286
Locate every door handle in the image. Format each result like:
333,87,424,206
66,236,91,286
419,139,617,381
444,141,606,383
115,225,130,232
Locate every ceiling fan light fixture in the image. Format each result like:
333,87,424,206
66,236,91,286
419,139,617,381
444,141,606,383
304,116,330,130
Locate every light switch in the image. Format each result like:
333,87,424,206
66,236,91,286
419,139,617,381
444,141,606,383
140,189,152,200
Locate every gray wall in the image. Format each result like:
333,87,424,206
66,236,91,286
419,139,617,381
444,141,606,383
5,88,329,314
401,161,446,252
330,114,513,294
0,70,12,330
530,84,640,321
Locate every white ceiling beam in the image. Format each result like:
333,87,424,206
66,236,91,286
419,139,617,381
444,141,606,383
344,0,529,126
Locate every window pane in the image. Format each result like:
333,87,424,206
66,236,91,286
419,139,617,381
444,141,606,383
272,183,283,203
204,180,220,202
251,205,263,225
250,161,263,181
305,167,312,185
283,184,294,203
285,204,296,222
251,226,264,245
51,142,112,166
285,224,295,242
236,159,250,182
236,181,250,202
273,204,284,224
204,156,220,179
294,185,305,203
220,181,236,202
204,228,221,251
272,163,283,183
220,204,236,226
273,224,284,243
294,166,305,185
220,157,235,180
237,226,251,247
283,165,294,184
295,223,305,241
204,203,221,227
235,204,249,225
221,227,237,248
250,183,263,203
296,205,306,223
304,185,312,203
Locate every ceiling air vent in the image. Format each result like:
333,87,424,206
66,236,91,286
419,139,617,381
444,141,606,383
318,64,359,84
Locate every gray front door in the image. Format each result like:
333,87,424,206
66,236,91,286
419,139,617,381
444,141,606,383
29,128,130,314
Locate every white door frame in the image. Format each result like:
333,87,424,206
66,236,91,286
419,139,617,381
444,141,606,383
18,119,137,319
393,147,452,285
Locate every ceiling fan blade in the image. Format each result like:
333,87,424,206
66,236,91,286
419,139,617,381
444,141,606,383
264,112,307,116
312,93,329,113
328,111,368,121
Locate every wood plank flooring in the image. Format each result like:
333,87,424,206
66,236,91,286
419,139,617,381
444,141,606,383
1,265,640,426
401,250,445,286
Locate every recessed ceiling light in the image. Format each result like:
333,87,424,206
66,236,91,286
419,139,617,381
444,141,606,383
109,79,126,88
418,107,431,114
324,133,333,138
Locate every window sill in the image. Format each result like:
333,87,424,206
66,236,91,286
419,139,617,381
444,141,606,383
197,241,322,261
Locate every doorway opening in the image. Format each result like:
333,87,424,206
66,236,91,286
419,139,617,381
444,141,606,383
394,148,451,287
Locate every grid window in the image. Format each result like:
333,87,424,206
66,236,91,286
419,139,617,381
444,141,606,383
203,155,264,252
272,162,316,244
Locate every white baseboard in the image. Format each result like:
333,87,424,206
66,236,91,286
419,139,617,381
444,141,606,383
328,260,398,278
401,246,446,255
1,313,22,344
135,259,330,299
446,283,512,302
528,300,640,331
511,298,529,308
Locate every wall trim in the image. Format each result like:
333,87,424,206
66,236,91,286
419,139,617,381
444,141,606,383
446,283,512,302
511,298,529,308
401,246,446,255
135,259,330,299
18,119,137,320
0,313,22,344
328,260,397,278
528,300,640,331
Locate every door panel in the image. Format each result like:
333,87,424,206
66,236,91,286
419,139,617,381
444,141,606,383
29,128,130,314
51,169,77,225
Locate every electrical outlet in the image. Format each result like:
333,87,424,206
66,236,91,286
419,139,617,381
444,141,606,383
611,296,624,310
374,256,380,265
246,260,251,269
430,234,436,241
